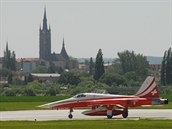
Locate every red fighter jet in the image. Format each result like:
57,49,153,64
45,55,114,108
39,76,168,119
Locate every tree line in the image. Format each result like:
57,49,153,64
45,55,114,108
1,48,172,96
1,44,171,88
89,49,149,82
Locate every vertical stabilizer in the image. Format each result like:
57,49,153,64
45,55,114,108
135,76,159,98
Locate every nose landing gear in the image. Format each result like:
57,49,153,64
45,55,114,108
68,108,73,119
68,114,73,119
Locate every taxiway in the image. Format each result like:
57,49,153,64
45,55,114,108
0,109,172,121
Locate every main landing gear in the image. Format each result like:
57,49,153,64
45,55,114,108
122,107,128,118
107,115,113,119
106,107,128,119
68,108,73,119
107,110,113,119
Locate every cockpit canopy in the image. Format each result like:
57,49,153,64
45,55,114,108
72,93,116,99
73,93,86,98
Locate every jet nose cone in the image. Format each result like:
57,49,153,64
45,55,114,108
38,98,75,109
38,103,52,108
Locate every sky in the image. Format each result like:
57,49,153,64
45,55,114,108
0,0,172,58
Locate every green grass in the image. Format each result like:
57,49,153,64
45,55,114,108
160,94,172,101
0,96,70,111
0,102,44,111
0,120,172,129
0,96,70,102
133,102,172,109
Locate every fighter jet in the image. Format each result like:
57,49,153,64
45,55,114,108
39,76,168,119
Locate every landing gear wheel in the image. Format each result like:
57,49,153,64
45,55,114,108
107,110,113,119
68,108,73,119
107,115,113,119
122,108,128,118
68,114,73,119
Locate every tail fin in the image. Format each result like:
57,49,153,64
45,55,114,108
135,76,159,98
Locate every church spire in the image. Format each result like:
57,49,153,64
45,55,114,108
39,7,51,61
43,7,48,30
62,38,65,48
61,38,69,59
6,41,9,52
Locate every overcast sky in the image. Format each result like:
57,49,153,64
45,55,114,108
0,0,172,58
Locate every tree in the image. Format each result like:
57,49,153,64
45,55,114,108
3,43,16,71
166,48,172,84
0,68,11,76
161,51,167,85
47,63,56,73
94,49,105,80
59,71,81,85
5,90,15,96
89,57,94,75
24,88,36,96
8,74,13,84
47,63,64,74
100,73,126,86
27,74,34,82
46,87,57,96
161,47,172,85
11,51,16,71
117,50,149,78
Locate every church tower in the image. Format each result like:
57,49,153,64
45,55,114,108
39,8,51,61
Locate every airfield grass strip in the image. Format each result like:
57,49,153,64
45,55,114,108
0,102,45,111
0,96,70,102
0,120,172,129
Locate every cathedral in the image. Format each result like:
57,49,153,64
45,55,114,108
39,8,78,69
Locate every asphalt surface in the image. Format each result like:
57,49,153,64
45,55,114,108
0,109,172,121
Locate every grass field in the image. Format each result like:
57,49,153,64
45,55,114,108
0,94,171,111
160,94,172,101
0,102,44,111
0,96,70,111
0,96,70,102
0,120,172,129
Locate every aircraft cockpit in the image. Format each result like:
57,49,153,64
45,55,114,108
73,93,86,98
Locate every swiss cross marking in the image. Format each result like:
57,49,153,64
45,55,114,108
151,89,157,96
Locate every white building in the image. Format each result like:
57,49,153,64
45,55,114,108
16,58,41,73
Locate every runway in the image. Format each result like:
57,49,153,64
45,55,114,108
0,109,172,121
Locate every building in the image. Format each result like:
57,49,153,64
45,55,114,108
150,64,162,72
16,8,78,73
39,8,78,69
31,73,60,83
16,58,41,73
39,8,51,61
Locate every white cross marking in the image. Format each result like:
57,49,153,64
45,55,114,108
151,89,157,96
